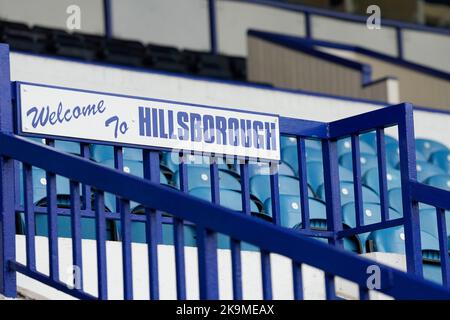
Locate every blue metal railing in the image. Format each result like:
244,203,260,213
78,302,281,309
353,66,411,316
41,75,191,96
1,44,450,299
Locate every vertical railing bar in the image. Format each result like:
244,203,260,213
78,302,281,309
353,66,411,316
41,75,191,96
113,146,123,215
143,149,160,300
260,250,273,300
120,199,133,300
436,207,450,287
174,151,187,300
95,190,108,300
45,139,59,282
359,286,370,300
240,160,251,216
376,129,390,221
325,273,336,300
69,180,83,291
351,134,364,228
322,139,343,299
23,163,36,271
80,143,92,211
322,139,344,247
398,105,423,276
269,162,281,225
0,44,16,297
297,138,310,230
197,225,219,299
292,261,303,300
196,155,219,299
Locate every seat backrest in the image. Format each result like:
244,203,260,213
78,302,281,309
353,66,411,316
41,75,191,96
416,138,449,160
430,150,450,173
363,167,402,195
189,187,259,212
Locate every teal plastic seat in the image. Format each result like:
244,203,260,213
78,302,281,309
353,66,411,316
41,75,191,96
416,161,445,182
162,152,230,173
419,208,450,238
317,181,380,206
264,196,326,228
337,138,375,156
90,144,143,162
385,142,426,169
367,226,441,283
34,214,112,240
248,161,295,177
416,139,448,160
360,132,397,150
367,226,439,254
189,187,259,213
425,174,450,191
250,174,314,204
339,152,378,176
101,159,168,212
342,202,402,252
363,167,402,194
430,150,450,173
173,167,240,191
281,146,323,175
306,161,354,195
280,136,321,151
54,140,81,154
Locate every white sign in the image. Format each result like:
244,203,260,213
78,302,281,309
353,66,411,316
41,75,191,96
16,83,280,161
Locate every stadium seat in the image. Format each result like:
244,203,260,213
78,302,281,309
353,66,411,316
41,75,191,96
264,195,326,228
430,150,450,173
189,187,259,213
317,181,380,206
35,214,101,240
280,136,322,151
385,142,426,168
183,50,233,80
145,43,186,74
419,208,450,238
339,152,378,176
90,145,143,162
248,161,295,177
306,161,354,195
250,174,314,204
360,132,398,150
337,138,375,156
367,226,439,254
425,174,450,191
173,166,240,191
52,32,97,60
416,138,448,160
342,202,402,252
54,140,81,155
416,161,445,182
363,167,402,194
229,56,247,81
101,38,146,67
282,146,323,174
0,22,45,53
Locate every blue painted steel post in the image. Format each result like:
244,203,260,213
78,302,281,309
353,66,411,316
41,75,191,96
103,0,113,38
0,44,16,297
208,0,218,54
398,103,422,276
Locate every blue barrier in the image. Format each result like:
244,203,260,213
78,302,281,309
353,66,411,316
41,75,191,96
1,44,450,299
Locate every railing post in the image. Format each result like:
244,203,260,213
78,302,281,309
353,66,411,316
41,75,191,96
0,44,17,297
398,103,422,276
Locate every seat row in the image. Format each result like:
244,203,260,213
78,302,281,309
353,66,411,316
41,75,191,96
0,20,246,81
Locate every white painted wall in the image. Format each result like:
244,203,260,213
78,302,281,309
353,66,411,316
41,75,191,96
310,16,398,56
15,235,401,300
9,52,450,148
216,0,306,56
402,29,450,73
110,0,210,50
0,0,104,34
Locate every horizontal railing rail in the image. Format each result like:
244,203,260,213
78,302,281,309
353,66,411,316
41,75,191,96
1,133,450,300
